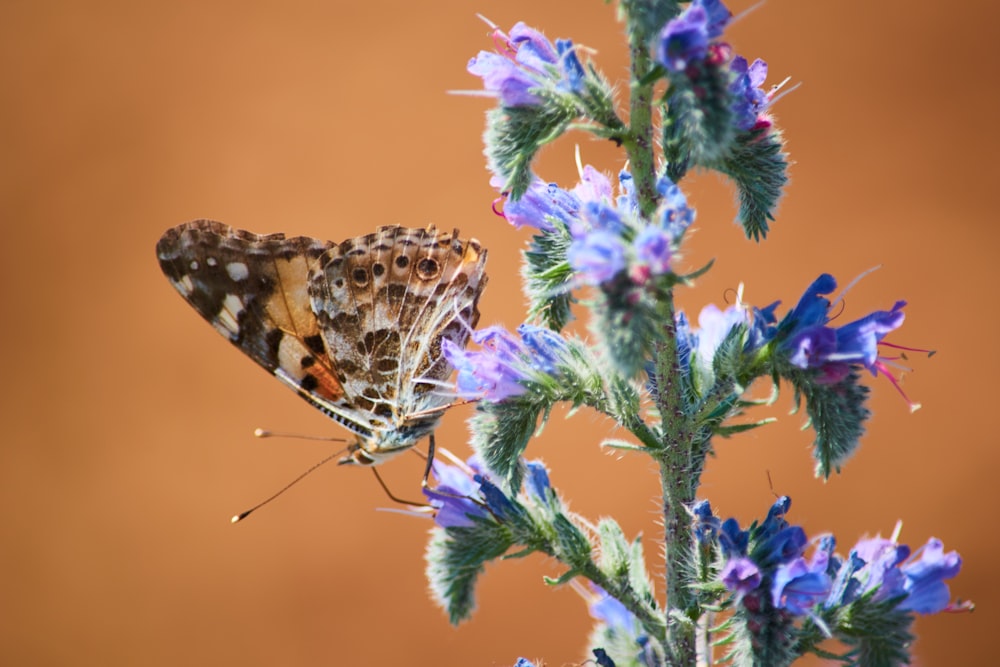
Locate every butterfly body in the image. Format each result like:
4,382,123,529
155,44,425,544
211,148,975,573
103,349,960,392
156,220,488,465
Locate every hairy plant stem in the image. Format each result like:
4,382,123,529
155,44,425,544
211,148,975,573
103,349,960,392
652,290,698,667
619,5,698,663
624,29,658,217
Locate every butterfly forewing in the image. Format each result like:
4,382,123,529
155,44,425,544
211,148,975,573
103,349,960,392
156,219,488,463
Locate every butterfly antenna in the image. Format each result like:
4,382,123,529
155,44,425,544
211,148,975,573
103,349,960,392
231,449,345,524
253,428,348,443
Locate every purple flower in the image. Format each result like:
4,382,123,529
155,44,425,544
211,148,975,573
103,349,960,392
771,273,927,410
827,532,968,615
657,5,710,72
657,175,696,240
572,165,615,205
524,460,552,501
468,22,585,107
423,457,491,528
568,230,627,284
722,557,762,597
772,550,832,615
699,0,733,38
899,538,964,613
586,584,640,636
692,499,721,544
491,174,580,232
632,226,672,280
731,56,770,131
443,335,526,402
423,455,539,528
443,324,569,401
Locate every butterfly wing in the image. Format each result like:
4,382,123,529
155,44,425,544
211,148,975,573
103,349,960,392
309,225,488,446
155,219,370,437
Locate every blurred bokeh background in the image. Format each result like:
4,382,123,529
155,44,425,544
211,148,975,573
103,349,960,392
2,1,996,664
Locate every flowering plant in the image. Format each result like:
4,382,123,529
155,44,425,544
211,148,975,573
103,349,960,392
419,2,969,666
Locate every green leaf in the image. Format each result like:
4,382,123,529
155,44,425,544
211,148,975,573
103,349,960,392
707,126,789,241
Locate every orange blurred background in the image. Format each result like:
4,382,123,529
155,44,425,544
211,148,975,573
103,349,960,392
2,1,996,665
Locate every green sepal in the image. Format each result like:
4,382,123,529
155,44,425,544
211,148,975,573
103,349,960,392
780,364,871,479
523,227,575,331
831,596,915,667
705,126,789,241
486,100,577,200
425,522,515,625
662,62,738,182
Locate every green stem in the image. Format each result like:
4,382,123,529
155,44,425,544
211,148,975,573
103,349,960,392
652,290,699,667
624,18,658,218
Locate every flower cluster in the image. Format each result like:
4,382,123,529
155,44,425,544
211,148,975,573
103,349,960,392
760,273,925,410
423,455,550,529
657,0,777,133
442,323,571,402
716,498,967,621
494,165,694,288
467,21,585,108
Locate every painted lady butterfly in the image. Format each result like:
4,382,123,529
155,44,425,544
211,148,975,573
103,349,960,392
156,220,488,466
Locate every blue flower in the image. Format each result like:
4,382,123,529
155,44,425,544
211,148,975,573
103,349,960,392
699,0,734,38
423,456,538,528
423,457,492,528
513,660,537,667
656,0,732,72
568,230,627,284
443,327,527,402
631,226,672,280
589,586,639,635
730,56,770,131
829,532,967,614
524,459,552,502
721,557,762,597
657,5,710,72
772,550,832,615
899,538,964,613
443,324,570,401
657,175,696,240
768,273,926,410
491,174,580,232
692,499,721,544
468,22,585,107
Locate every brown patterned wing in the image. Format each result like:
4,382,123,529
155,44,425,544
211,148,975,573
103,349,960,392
308,225,488,441
155,220,365,435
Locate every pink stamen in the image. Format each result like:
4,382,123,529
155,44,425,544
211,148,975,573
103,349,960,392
879,340,935,356
490,29,517,59
873,360,921,413
491,194,508,218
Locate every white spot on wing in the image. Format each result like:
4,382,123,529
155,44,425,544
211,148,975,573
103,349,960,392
206,256,218,267
226,262,249,282
215,293,244,336
189,260,199,271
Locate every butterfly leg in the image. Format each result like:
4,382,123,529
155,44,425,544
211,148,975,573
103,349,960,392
421,432,438,489
370,467,427,507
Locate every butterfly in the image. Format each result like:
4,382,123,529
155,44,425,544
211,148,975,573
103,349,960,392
156,220,488,467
